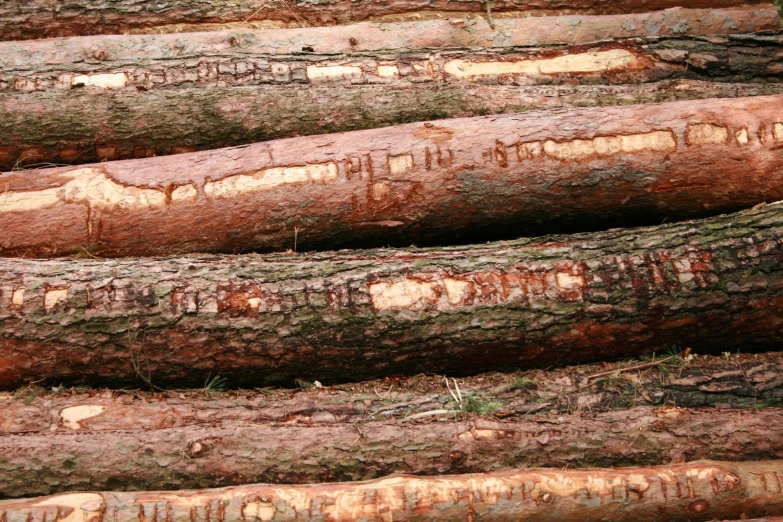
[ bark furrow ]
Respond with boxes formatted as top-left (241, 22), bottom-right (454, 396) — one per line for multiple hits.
top-left (1, 460), bottom-right (782, 522)
top-left (0, 0), bottom-right (772, 40)
top-left (3, 95), bottom-right (783, 256)
top-left (2, 202), bottom-right (783, 389)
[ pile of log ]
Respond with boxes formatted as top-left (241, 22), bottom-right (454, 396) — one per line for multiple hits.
top-left (2, 0), bottom-right (783, 520)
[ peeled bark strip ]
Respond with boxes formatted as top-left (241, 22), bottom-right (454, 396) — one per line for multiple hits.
top-left (0, 351), bottom-right (781, 497)
top-left (3, 95), bottom-right (783, 256)
top-left (2, 202), bottom-right (783, 389)
top-left (0, 0), bottom-right (771, 40)
top-left (1, 461), bottom-right (782, 522)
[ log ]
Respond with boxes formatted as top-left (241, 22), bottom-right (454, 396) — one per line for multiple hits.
top-left (1, 352), bottom-right (781, 497)
top-left (1, 460), bottom-right (782, 522)
top-left (2, 201), bottom-right (783, 389)
top-left (0, 0), bottom-right (771, 40)
top-left (5, 7), bottom-right (776, 67)
top-left (3, 95), bottom-right (783, 256)
top-left (6, 27), bottom-right (783, 168)
top-left (8, 81), bottom-right (783, 169)
top-left (3, 10), bottom-right (780, 168)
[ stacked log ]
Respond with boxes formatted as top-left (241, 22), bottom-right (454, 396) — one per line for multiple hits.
top-left (2, 202), bottom-right (783, 389)
top-left (0, 0), bottom-right (773, 40)
top-left (1, 460), bottom-right (782, 521)
top-left (1, 352), bottom-right (781, 498)
top-left (3, 8), bottom-right (782, 167)
top-left (3, 0), bottom-right (783, 519)
top-left (3, 95), bottom-right (783, 256)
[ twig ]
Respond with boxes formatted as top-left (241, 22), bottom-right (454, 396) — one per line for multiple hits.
top-left (445, 377), bottom-right (462, 407)
top-left (404, 409), bottom-right (452, 420)
top-left (127, 326), bottom-right (165, 392)
top-left (586, 355), bottom-right (678, 381)
top-left (374, 384), bottom-right (393, 400)
top-left (78, 245), bottom-right (99, 259)
top-left (484, 0), bottom-right (495, 29)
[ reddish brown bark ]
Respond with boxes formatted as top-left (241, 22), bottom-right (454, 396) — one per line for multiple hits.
top-left (0, 0), bottom-right (772, 40)
top-left (1, 201), bottom-right (783, 389)
top-left (1, 351), bottom-right (781, 498)
top-left (1, 460), bottom-right (782, 521)
top-left (3, 95), bottom-right (783, 256)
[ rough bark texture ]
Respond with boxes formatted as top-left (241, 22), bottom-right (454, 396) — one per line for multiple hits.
top-left (0, 0), bottom-right (772, 40)
top-left (2, 201), bottom-right (783, 389)
top-left (3, 95), bottom-right (783, 256)
top-left (1, 352), bottom-right (781, 498)
top-left (2, 460), bottom-right (783, 522)
top-left (7, 81), bottom-right (783, 169)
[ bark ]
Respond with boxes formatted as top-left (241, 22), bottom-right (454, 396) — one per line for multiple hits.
top-left (1, 460), bottom-right (783, 522)
top-left (0, 0), bottom-right (771, 40)
top-left (3, 95), bottom-right (783, 256)
top-left (1, 351), bottom-right (782, 497)
top-left (2, 202), bottom-right (783, 389)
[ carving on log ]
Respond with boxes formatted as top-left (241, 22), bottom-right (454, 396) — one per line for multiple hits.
top-left (9, 36), bottom-right (783, 94)
top-left (2, 95), bottom-right (783, 256)
top-left (0, 461), bottom-right (782, 521)
top-left (2, 202), bottom-right (783, 388)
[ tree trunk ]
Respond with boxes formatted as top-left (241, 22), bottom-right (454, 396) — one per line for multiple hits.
top-left (1, 460), bottom-right (782, 522)
top-left (1, 351), bottom-right (781, 498)
top-left (0, 0), bottom-right (771, 40)
top-left (2, 201), bottom-right (783, 389)
top-left (7, 81), bottom-right (783, 170)
top-left (2, 94), bottom-right (783, 256)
